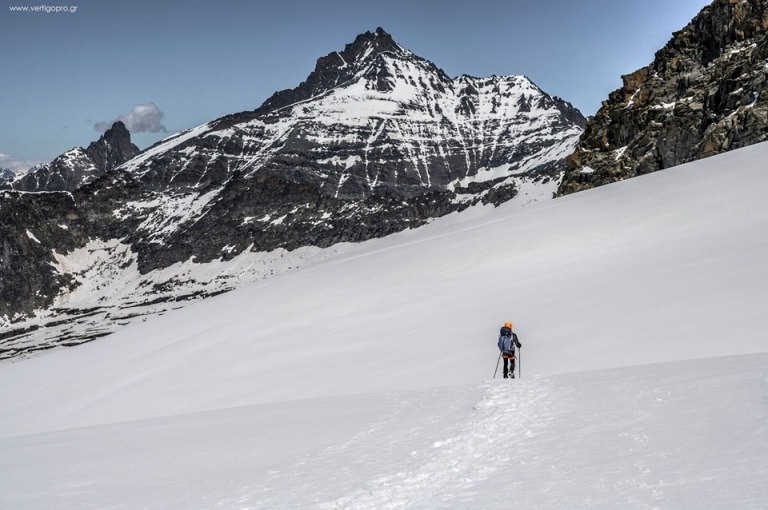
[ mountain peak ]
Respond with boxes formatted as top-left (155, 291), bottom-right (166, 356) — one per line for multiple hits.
top-left (105, 120), bottom-right (129, 137)
top-left (0, 167), bottom-right (15, 181)
top-left (257, 28), bottom-right (410, 114)
top-left (344, 27), bottom-right (403, 60)
top-left (86, 121), bottom-right (140, 173)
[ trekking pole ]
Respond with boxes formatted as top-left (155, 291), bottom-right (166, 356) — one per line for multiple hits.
top-left (493, 352), bottom-right (501, 379)
top-left (518, 348), bottom-right (521, 379)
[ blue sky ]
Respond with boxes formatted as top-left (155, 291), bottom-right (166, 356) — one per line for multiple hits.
top-left (0, 0), bottom-right (711, 169)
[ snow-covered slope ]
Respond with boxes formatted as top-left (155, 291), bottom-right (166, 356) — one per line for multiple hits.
top-left (3, 355), bottom-right (767, 510)
top-left (1, 142), bottom-right (768, 508)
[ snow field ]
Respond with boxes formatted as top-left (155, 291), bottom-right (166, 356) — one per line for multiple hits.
top-left (2, 141), bottom-right (768, 508)
top-left (1, 354), bottom-right (766, 509)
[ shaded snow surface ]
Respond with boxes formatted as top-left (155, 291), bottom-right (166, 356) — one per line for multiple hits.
top-left (2, 142), bottom-right (768, 508)
top-left (2, 356), bottom-right (767, 509)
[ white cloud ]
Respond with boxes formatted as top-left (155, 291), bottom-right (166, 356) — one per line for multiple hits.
top-left (0, 152), bottom-right (44, 175)
top-left (95, 103), bottom-right (167, 134)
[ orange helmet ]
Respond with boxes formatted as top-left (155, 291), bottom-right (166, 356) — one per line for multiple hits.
top-left (504, 321), bottom-right (513, 329)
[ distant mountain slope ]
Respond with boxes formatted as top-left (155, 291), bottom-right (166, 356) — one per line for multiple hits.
top-left (0, 28), bottom-right (584, 356)
top-left (559, 0), bottom-right (768, 195)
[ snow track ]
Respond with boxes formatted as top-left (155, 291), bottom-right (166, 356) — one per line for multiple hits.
top-left (320, 380), bottom-right (553, 510)
top-left (298, 355), bottom-right (768, 510)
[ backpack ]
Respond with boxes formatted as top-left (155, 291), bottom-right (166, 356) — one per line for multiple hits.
top-left (498, 333), bottom-right (513, 353)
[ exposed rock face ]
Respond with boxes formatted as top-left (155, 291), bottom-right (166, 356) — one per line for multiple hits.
top-left (558, 0), bottom-right (768, 195)
top-left (1, 121), bottom-right (139, 192)
top-left (0, 172), bottom-right (146, 321)
top-left (0, 28), bottom-right (585, 358)
top-left (85, 121), bottom-right (140, 176)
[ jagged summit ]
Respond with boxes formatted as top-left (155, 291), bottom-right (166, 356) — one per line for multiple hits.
top-left (85, 121), bottom-right (140, 174)
top-left (92, 121), bottom-right (133, 151)
top-left (344, 27), bottom-right (407, 60)
top-left (258, 27), bottom-right (417, 114)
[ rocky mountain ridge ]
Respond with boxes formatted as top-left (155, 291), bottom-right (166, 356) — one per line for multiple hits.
top-left (559, 0), bottom-right (768, 195)
top-left (125, 28), bottom-right (585, 197)
top-left (1, 121), bottom-right (139, 192)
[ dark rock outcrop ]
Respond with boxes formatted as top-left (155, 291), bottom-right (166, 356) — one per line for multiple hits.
top-left (558, 0), bottom-right (768, 195)
top-left (85, 121), bottom-right (140, 175)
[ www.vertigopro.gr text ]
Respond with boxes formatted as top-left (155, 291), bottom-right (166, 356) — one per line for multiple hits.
top-left (8, 5), bottom-right (78, 13)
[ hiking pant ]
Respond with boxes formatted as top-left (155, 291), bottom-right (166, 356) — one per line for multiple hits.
top-left (502, 353), bottom-right (516, 378)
